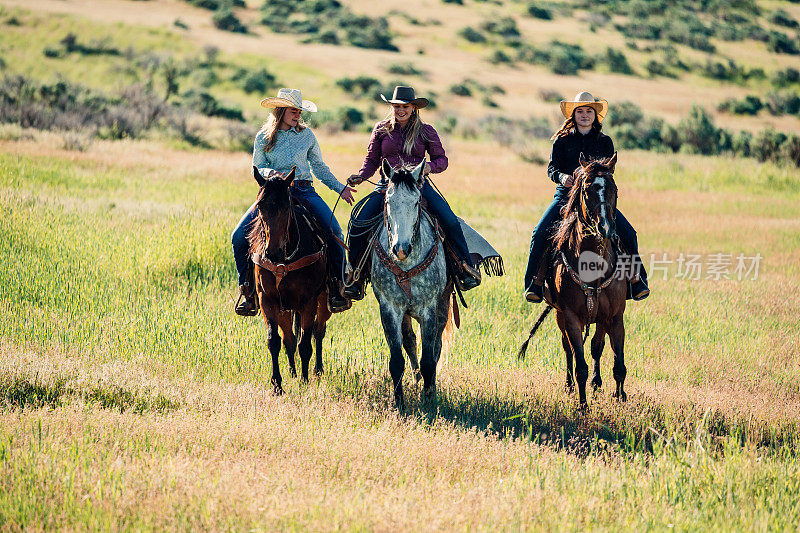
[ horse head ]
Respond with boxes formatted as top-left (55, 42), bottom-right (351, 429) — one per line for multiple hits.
top-left (382, 159), bottom-right (425, 261)
top-left (576, 152), bottom-right (618, 242)
top-left (252, 166), bottom-right (295, 257)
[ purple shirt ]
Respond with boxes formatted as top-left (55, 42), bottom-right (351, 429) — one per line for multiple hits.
top-left (357, 120), bottom-right (448, 179)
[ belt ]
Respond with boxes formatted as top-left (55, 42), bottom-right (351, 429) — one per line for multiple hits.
top-left (291, 180), bottom-right (313, 188)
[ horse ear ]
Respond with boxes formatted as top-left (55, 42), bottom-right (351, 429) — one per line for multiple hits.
top-left (382, 159), bottom-right (394, 180)
top-left (412, 160), bottom-right (426, 183)
top-left (607, 151), bottom-right (618, 170)
top-left (253, 166), bottom-right (266, 187)
top-left (578, 152), bottom-right (588, 167)
top-left (283, 166), bottom-right (296, 186)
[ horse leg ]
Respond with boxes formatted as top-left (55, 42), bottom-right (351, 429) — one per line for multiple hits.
top-left (401, 314), bottom-right (421, 384)
top-left (265, 317), bottom-right (283, 395)
top-left (379, 303), bottom-right (406, 411)
top-left (590, 323), bottom-right (606, 391)
top-left (563, 312), bottom-right (589, 406)
top-left (313, 292), bottom-right (332, 376)
top-left (556, 311), bottom-right (574, 394)
top-left (419, 306), bottom-right (441, 402)
top-left (609, 314), bottom-right (627, 401)
top-left (297, 304), bottom-right (316, 383)
top-left (283, 312), bottom-right (297, 379)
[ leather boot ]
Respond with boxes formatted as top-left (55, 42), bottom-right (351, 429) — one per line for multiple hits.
top-left (631, 277), bottom-right (650, 301)
top-left (343, 271), bottom-right (367, 301)
top-left (455, 261), bottom-right (481, 291)
top-left (524, 279), bottom-right (544, 303)
top-left (235, 283), bottom-right (258, 316)
top-left (327, 279), bottom-right (352, 313)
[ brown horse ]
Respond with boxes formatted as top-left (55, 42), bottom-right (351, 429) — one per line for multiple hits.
top-left (519, 152), bottom-right (628, 406)
top-left (249, 166), bottom-right (332, 394)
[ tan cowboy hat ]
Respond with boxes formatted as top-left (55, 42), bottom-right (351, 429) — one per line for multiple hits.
top-left (560, 91), bottom-right (608, 123)
top-left (380, 86), bottom-right (429, 109)
top-left (260, 88), bottom-right (317, 113)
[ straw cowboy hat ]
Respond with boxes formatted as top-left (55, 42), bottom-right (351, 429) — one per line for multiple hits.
top-left (380, 85), bottom-right (429, 108)
top-left (560, 91), bottom-right (608, 123)
top-left (260, 88), bottom-right (317, 113)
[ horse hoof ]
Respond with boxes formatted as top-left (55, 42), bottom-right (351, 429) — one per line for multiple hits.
top-left (421, 386), bottom-right (436, 401)
top-left (272, 385), bottom-right (284, 396)
top-left (414, 371), bottom-right (422, 384)
top-left (289, 369), bottom-right (297, 379)
top-left (591, 379), bottom-right (602, 391)
top-left (314, 367), bottom-right (324, 377)
top-left (614, 390), bottom-right (628, 402)
top-left (565, 382), bottom-right (575, 394)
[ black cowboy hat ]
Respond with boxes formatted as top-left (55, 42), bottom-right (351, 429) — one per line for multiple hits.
top-left (380, 86), bottom-right (429, 109)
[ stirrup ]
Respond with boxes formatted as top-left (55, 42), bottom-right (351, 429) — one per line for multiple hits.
top-left (455, 262), bottom-right (481, 291)
top-left (235, 284), bottom-right (258, 316)
top-left (524, 282), bottom-right (543, 303)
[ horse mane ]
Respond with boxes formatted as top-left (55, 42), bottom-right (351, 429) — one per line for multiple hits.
top-left (247, 176), bottom-right (291, 257)
top-left (553, 156), bottom-right (617, 252)
top-left (389, 166), bottom-right (420, 190)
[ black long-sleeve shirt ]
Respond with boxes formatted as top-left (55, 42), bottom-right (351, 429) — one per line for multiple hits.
top-left (547, 128), bottom-right (615, 186)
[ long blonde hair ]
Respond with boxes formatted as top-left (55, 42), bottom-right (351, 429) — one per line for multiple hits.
top-left (258, 107), bottom-right (307, 153)
top-left (378, 107), bottom-right (429, 154)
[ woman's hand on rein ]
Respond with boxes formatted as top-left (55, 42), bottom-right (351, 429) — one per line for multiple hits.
top-left (560, 172), bottom-right (575, 188)
top-left (341, 185), bottom-right (357, 205)
top-left (347, 174), bottom-right (364, 187)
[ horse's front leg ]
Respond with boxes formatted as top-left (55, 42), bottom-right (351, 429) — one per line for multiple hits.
top-left (313, 292), bottom-right (332, 376)
top-left (401, 314), bottom-right (421, 384)
top-left (590, 323), bottom-right (606, 391)
top-left (379, 303), bottom-right (406, 411)
top-left (264, 316), bottom-right (284, 395)
top-left (556, 311), bottom-right (574, 394)
top-left (280, 312), bottom-right (297, 379)
top-left (297, 303), bottom-right (316, 382)
top-left (563, 311), bottom-right (589, 406)
top-left (419, 305), bottom-right (443, 402)
top-left (609, 314), bottom-right (627, 401)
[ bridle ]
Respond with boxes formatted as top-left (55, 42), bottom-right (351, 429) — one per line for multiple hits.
top-left (253, 187), bottom-right (325, 309)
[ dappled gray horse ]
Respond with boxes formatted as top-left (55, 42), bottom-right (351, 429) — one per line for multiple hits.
top-left (372, 160), bottom-right (455, 410)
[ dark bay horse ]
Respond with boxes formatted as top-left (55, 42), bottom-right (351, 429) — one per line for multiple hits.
top-left (519, 152), bottom-right (629, 406)
top-left (249, 166), bottom-right (332, 394)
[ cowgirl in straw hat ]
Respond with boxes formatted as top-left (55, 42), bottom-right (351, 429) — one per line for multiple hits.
top-left (523, 91), bottom-right (649, 303)
top-left (231, 88), bottom-right (357, 315)
top-left (343, 85), bottom-right (482, 300)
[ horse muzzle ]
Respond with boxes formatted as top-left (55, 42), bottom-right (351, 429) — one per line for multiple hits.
top-left (392, 243), bottom-right (412, 261)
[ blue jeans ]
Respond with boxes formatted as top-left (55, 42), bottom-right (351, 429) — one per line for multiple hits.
top-left (347, 180), bottom-right (474, 269)
top-left (231, 184), bottom-right (345, 286)
top-left (523, 190), bottom-right (646, 289)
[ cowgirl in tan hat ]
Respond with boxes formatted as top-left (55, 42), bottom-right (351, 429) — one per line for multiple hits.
top-left (231, 88), bottom-right (357, 315)
top-left (523, 91), bottom-right (649, 303)
top-left (343, 85), bottom-right (482, 299)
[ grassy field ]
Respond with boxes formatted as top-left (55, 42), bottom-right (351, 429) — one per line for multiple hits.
top-left (1, 130), bottom-right (799, 529)
top-left (2, 0), bottom-right (800, 529)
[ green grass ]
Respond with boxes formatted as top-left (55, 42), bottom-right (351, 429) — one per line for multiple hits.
top-left (0, 137), bottom-right (799, 528)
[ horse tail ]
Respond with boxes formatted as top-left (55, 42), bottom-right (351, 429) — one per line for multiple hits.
top-left (517, 306), bottom-right (553, 360)
top-left (440, 291), bottom-right (459, 360)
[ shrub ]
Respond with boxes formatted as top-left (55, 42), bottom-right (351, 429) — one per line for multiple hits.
top-left (751, 128), bottom-right (787, 162)
top-left (336, 106), bottom-right (365, 131)
top-left (604, 47), bottom-right (633, 74)
top-left (771, 67), bottom-right (800, 87)
top-left (732, 130), bottom-right (752, 157)
top-left (645, 59), bottom-right (671, 77)
top-left (458, 26), bottom-right (486, 43)
top-left (765, 91), bottom-right (800, 115)
top-left (526, 3), bottom-right (552, 19)
top-left (213, 8), bottom-right (247, 33)
top-left (480, 17), bottom-right (520, 38)
top-left (335, 76), bottom-right (381, 96)
top-left (781, 134), bottom-right (800, 166)
top-left (449, 83), bottom-right (471, 97)
top-left (718, 95), bottom-right (763, 115)
top-left (387, 62), bottom-right (424, 76)
top-left (770, 9), bottom-right (799, 29)
top-left (606, 101), bottom-right (643, 127)
top-left (184, 90), bottom-right (244, 121)
top-left (767, 31), bottom-right (799, 54)
top-left (677, 105), bottom-right (720, 155)
top-left (487, 49), bottom-right (513, 64)
top-left (538, 89), bottom-right (562, 103)
top-left (239, 68), bottom-right (276, 94)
